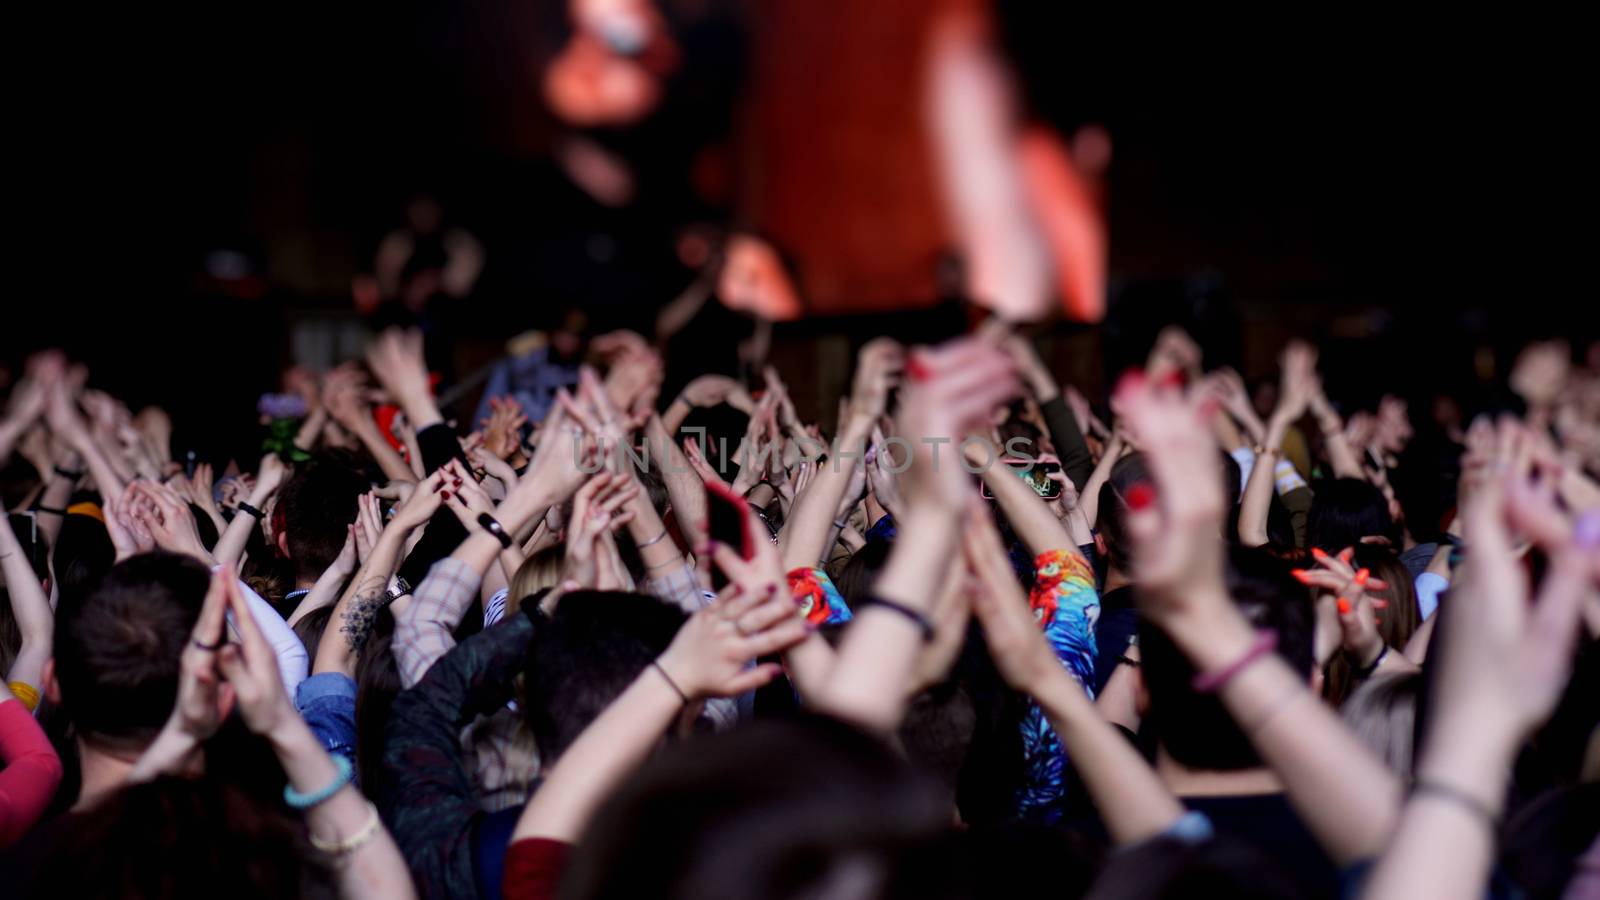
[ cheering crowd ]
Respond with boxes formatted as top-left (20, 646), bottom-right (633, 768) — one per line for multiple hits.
top-left (1, 318), bottom-right (1597, 899)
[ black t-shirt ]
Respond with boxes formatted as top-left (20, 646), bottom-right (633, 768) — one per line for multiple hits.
top-left (1093, 585), bottom-right (1139, 696)
top-left (1183, 792), bottom-right (1340, 900)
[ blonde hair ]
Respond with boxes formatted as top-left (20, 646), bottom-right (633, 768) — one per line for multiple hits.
top-left (507, 547), bottom-right (564, 618)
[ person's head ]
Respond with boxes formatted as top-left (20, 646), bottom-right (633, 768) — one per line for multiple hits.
top-left (1095, 453), bottom-right (1152, 574)
top-left (46, 552), bottom-right (211, 753)
top-left (276, 460), bottom-right (367, 585)
top-left (1339, 671), bottom-right (1421, 780)
top-left (833, 539), bottom-right (892, 608)
top-left (522, 591), bottom-right (689, 761)
top-left (32, 774), bottom-right (331, 899)
top-left (562, 714), bottom-right (960, 900)
top-left (1137, 546), bottom-right (1315, 771)
top-left (507, 546), bottom-right (564, 618)
top-left (1083, 834), bottom-right (1303, 900)
top-left (679, 404), bottom-right (751, 482)
top-left (1306, 477), bottom-right (1397, 552)
top-left (51, 508), bottom-right (116, 606)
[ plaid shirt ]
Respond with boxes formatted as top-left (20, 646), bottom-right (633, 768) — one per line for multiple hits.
top-left (395, 557), bottom-right (540, 813)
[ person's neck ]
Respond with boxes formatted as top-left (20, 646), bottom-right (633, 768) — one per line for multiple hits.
top-left (74, 738), bottom-right (141, 811)
top-left (1104, 565), bottom-right (1135, 594)
top-left (1155, 745), bottom-right (1284, 798)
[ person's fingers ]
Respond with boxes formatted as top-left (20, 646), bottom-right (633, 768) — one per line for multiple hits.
top-left (1527, 540), bottom-right (1592, 657)
top-left (738, 590), bottom-right (799, 635)
top-left (738, 618), bottom-right (810, 658)
top-left (720, 662), bottom-right (785, 696)
top-left (192, 568), bottom-right (232, 646)
top-left (221, 570), bottom-right (268, 660)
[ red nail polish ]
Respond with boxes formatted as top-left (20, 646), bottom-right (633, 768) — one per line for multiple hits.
top-left (1354, 568), bottom-right (1370, 586)
top-left (1291, 569), bottom-right (1312, 584)
top-left (1125, 483), bottom-right (1155, 511)
top-left (1311, 547), bottom-right (1328, 561)
top-left (905, 356), bottom-right (933, 383)
top-left (1336, 597), bottom-right (1351, 615)
top-left (1159, 369), bottom-right (1185, 389)
top-left (441, 491), bottom-right (452, 501)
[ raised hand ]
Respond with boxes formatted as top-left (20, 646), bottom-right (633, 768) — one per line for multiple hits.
top-left (170, 569), bottom-right (235, 742)
top-left (480, 395), bottom-right (529, 461)
top-left (365, 327), bottom-right (441, 429)
top-left (847, 338), bottom-right (905, 427)
top-left (1295, 547), bottom-right (1394, 670)
top-left (1113, 371), bottom-right (1227, 612)
top-left (215, 570), bottom-right (296, 737)
top-left (893, 337), bottom-right (1020, 512)
top-left (130, 480), bottom-right (215, 564)
top-left (655, 546), bottom-right (810, 699)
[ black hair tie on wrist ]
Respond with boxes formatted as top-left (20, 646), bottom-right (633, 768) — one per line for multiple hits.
top-left (237, 502), bottom-right (266, 520)
top-left (54, 465), bottom-right (85, 481)
top-left (861, 595), bottom-right (935, 643)
top-left (34, 506), bottom-right (70, 517)
top-left (478, 512), bottom-right (513, 549)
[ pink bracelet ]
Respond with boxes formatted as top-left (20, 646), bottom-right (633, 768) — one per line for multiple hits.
top-left (1191, 630), bottom-right (1278, 693)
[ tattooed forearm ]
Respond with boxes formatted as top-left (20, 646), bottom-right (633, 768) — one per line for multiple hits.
top-left (339, 587), bottom-right (386, 652)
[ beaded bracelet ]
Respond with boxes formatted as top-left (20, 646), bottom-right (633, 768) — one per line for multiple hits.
top-left (284, 754), bottom-right (353, 810)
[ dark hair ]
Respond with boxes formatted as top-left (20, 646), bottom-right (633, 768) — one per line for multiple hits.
top-left (1139, 546), bottom-right (1316, 771)
top-left (276, 460), bottom-right (367, 584)
top-left (678, 404), bottom-right (750, 482)
top-left (51, 552), bottom-right (210, 751)
top-left (1306, 478), bottom-right (1397, 552)
top-left (29, 774), bottom-right (332, 899)
top-left (51, 510), bottom-right (116, 608)
top-left (292, 605), bottom-right (334, 658)
top-left (1323, 545), bottom-right (1422, 706)
top-left (833, 538), bottom-right (891, 608)
top-left (561, 714), bottom-right (961, 900)
top-left (522, 591), bottom-right (687, 760)
top-left (1083, 834), bottom-right (1303, 900)
top-left (1097, 453), bottom-right (1151, 568)
top-left (353, 608), bottom-right (401, 793)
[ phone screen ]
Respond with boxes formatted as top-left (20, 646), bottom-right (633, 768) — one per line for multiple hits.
top-left (704, 481), bottom-right (754, 591)
top-left (982, 458), bottom-right (1062, 500)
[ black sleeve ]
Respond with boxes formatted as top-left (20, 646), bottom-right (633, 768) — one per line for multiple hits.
top-left (1040, 395), bottom-right (1094, 493)
top-left (380, 610), bottom-right (537, 900)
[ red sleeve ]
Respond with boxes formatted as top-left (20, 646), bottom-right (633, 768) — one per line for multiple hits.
top-left (0, 698), bottom-right (64, 847)
top-left (502, 837), bottom-right (573, 900)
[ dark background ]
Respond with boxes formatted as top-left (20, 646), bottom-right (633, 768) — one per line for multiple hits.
top-left (9, 3), bottom-right (1594, 432)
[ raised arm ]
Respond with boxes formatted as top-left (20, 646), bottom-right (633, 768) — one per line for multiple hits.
top-left (0, 509), bottom-right (53, 696)
top-left (1118, 373), bottom-right (1401, 865)
top-left (1238, 343), bottom-right (1316, 547)
top-left (814, 337), bottom-right (1020, 732)
top-left (221, 572), bottom-right (416, 900)
top-left (1362, 466), bottom-right (1594, 899)
top-left (509, 541), bottom-right (806, 846)
top-left (780, 339), bottom-right (901, 571)
top-left (324, 365), bottom-right (416, 485)
top-left (1003, 334), bottom-right (1094, 490)
top-left (965, 437), bottom-right (1077, 559)
top-left (964, 503), bottom-right (1187, 845)
top-left (213, 454), bottom-right (287, 567)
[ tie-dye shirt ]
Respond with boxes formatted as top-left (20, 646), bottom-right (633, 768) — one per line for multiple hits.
top-left (1018, 549), bottom-right (1101, 820)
